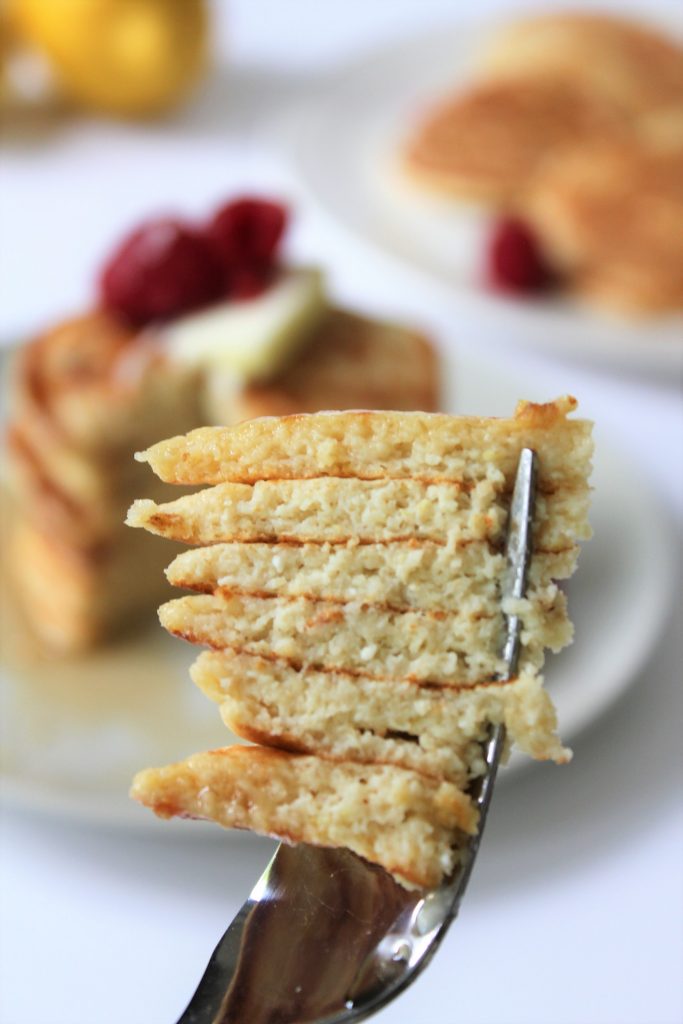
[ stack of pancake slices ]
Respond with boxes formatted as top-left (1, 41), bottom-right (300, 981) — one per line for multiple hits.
top-left (4, 303), bottom-right (438, 654)
top-left (5, 312), bottom-right (204, 652)
top-left (128, 397), bottom-right (592, 889)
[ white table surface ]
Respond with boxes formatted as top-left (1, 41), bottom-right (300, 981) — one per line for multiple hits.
top-left (1, 3), bottom-right (682, 1023)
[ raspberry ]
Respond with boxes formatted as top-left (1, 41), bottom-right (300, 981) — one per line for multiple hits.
top-left (229, 266), bottom-right (277, 300)
top-left (208, 197), bottom-right (288, 292)
top-left (486, 218), bottom-right (554, 294)
top-left (99, 218), bottom-right (224, 325)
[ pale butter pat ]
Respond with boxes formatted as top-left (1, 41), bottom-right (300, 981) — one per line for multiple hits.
top-left (165, 268), bottom-right (326, 382)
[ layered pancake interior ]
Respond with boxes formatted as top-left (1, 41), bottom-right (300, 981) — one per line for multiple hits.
top-left (129, 400), bottom-right (592, 887)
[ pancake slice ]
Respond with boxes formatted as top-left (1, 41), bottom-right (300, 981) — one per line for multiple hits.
top-left (167, 540), bottom-right (508, 604)
top-left (166, 539), bottom-right (579, 609)
top-left (128, 477), bottom-right (504, 545)
top-left (130, 746), bottom-right (478, 889)
top-left (191, 651), bottom-right (571, 784)
top-left (127, 476), bottom-right (589, 550)
top-left (158, 590), bottom-right (570, 685)
top-left (160, 591), bottom-right (507, 684)
top-left (134, 398), bottom-right (592, 487)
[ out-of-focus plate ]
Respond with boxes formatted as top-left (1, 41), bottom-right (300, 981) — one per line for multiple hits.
top-left (280, 20), bottom-right (683, 377)
top-left (0, 350), bottom-right (676, 829)
top-left (0, 541), bottom-right (228, 833)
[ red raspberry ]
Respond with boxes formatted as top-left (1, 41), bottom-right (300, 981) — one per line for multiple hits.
top-left (207, 197), bottom-right (288, 292)
top-left (99, 218), bottom-right (224, 325)
top-left (486, 218), bottom-right (555, 294)
top-left (229, 266), bottom-right (277, 300)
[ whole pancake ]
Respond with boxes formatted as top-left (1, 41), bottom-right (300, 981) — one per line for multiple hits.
top-left (482, 13), bottom-right (683, 117)
top-left (403, 77), bottom-right (628, 205)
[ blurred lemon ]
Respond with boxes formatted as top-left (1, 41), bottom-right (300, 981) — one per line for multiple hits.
top-left (1, 0), bottom-right (19, 102)
top-left (12, 0), bottom-right (209, 116)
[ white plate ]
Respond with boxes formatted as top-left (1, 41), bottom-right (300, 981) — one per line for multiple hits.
top-left (279, 21), bottom-right (683, 377)
top-left (0, 351), bottom-right (676, 828)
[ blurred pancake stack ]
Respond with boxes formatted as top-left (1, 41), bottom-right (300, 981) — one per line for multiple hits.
top-left (4, 312), bottom-right (204, 652)
top-left (403, 12), bottom-right (683, 315)
top-left (3, 198), bottom-right (439, 653)
top-left (128, 400), bottom-right (593, 887)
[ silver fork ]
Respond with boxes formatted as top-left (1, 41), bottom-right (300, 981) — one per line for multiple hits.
top-left (177, 448), bottom-right (537, 1024)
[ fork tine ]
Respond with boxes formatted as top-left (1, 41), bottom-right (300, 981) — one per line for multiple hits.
top-left (501, 447), bottom-right (538, 677)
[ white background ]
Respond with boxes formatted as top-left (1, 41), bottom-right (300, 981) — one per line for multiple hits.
top-left (1, 2), bottom-right (682, 1023)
